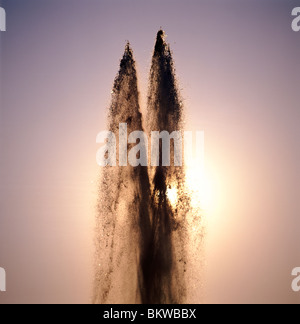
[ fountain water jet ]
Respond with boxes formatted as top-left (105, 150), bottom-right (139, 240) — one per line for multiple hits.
top-left (94, 31), bottom-right (202, 305)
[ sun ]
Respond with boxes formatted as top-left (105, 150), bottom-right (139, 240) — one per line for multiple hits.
top-left (166, 185), bottom-right (178, 207)
top-left (165, 164), bottom-right (214, 213)
top-left (185, 162), bottom-right (214, 212)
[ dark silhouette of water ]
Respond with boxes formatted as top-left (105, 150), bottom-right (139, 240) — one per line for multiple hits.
top-left (94, 32), bottom-right (192, 304)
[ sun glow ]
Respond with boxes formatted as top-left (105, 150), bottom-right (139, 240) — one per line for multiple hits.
top-left (166, 185), bottom-right (178, 207)
top-left (165, 164), bottom-right (214, 213)
top-left (185, 163), bottom-right (214, 212)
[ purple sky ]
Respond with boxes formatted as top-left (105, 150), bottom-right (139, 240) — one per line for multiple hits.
top-left (0, 0), bottom-right (299, 303)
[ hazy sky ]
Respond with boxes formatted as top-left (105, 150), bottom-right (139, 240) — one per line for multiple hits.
top-left (0, 0), bottom-right (299, 303)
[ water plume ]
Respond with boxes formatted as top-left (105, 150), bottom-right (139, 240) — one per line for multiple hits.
top-left (93, 43), bottom-right (150, 304)
top-left (140, 30), bottom-right (189, 304)
top-left (94, 32), bottom-right (202, 305)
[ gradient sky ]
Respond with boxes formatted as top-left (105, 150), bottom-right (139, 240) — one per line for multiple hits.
top-left (0, 0), bottom-right (299, 304)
